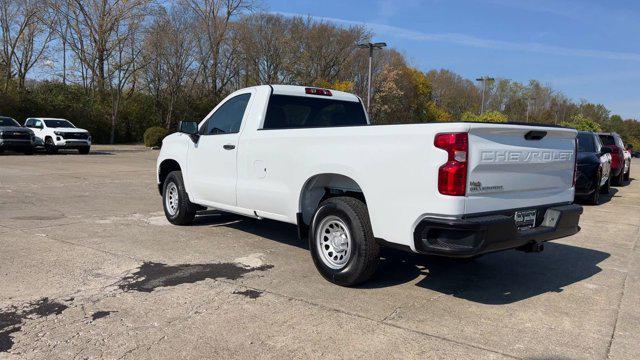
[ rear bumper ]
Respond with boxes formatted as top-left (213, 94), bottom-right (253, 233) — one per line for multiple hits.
top-left (413, 204), bottom-right (582, 257)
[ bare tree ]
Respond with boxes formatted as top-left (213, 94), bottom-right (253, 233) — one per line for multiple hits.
top-left (184, 0), bottom-right (255, 101)
top-left (13, 4), bottom-right (53, 88)
top-left (236, 13), bottom-right (290, 85)
top-left (0, 0), bottom-right (39, 90)
top-left (48, 0), bottom-right (151, 93)
top-left (105, 6), bottom-right (149, 143)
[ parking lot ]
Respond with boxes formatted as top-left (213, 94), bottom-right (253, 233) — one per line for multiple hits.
top-left (0, 147), bottom-right (639, 359)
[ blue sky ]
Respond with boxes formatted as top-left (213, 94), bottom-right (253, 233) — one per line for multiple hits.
top-left (267, 0), bottom-right (640, 119)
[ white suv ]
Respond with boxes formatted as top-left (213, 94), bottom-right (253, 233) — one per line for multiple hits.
top-left (25, 118), bottom-right (91, 154)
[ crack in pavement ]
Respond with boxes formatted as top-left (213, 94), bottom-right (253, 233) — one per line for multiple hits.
top-left (605, 226), bottom-right (640, 359)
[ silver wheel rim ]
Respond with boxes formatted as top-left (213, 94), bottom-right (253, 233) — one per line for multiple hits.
top-left (165, 182), bottom-right (179, 216)
top-left (316, 216), bottom-right (352, 269)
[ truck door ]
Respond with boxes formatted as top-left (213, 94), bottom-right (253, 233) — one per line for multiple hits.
top-left (188, 92), bottom-right (252, 206)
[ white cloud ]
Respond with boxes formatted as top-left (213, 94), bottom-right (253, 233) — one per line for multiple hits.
top-left (273, 12), bottom-right (640, 62)
top-left (484, 0), bottom-right (639, 25)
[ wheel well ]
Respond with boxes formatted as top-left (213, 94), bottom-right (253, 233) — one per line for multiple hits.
top-left (158, 159), bottom-right (181, 194)
top-left (299, 174), bottom-right (366, 227)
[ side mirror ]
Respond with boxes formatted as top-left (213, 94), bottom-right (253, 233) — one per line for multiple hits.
top-left (600, 147), bottom-right (612, 155)
top-left (179, 121), bottom-right (198, 134)
top-left (179, 121), bottom-right (199, 142)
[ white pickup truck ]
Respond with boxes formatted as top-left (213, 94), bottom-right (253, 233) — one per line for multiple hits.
top-left (157, 85), bottom-right (582, 286)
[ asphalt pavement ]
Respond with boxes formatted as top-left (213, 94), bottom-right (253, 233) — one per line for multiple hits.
top-left (1, 147), bottom-right (639, 359)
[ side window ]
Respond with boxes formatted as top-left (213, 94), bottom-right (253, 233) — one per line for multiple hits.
top-left (202, 94), bottom-right (251, 135)
top-left (34, 119), bottom-right (42, 128)
top-left (594, 135), bottom-right (602, 152)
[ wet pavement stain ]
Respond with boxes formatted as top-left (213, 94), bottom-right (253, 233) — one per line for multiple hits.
top-left (0, 298), bottom-right (68, 352)
top-left (232, 289), bottom-right (264, 299)
top-left (118, 261), bottom-right (274, 293)
top-left (91, 311), bottom-right (113, 322)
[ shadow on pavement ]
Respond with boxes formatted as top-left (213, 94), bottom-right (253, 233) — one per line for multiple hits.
top-left (576, 187), bottom-right (618, 206)
top-left (192, 211), bottom-right (609, 305)
top-left (369, 244), bottom-right (609, 304)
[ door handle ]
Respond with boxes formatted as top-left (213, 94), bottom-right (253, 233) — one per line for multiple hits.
top-left (223, 144), bottom-right (236, 150)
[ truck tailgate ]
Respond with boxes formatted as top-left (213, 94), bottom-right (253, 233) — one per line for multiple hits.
top-left (465, 125), bottom-right (576, 214)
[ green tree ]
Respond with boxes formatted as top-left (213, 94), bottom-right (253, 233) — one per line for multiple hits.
top-left (560, 114), bottom-right (602, 132)
top-left (461, 110), bottom-right (508, 123)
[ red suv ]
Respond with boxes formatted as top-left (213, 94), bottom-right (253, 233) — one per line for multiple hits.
top-left (598, 132), bottom-right (627, 185)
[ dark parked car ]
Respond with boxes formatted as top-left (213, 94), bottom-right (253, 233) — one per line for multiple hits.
top-left (633, 151), bottom-right (640, 158)
top-left (576, 131), bottom-right (612, 205)
top-left (598, 132), bottom-right (628, 185)
top-left (0, 116), bottom-right (35, 155)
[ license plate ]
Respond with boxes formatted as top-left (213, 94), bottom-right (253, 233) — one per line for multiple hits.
top-left (514, 209), bottom-right (537, 230)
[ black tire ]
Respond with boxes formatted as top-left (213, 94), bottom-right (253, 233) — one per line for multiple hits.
top-left (624, 165), bottom-right (630, 182)
top-left (615, 170), bottom-right (625, 186)
top-left (309, 196), bottom-right (380, 286)
top-left (45, 137), bottom-right (58, 154)
top-left (23, 149), bottom-right (34, 155)
top-left (78, 146), bottom-right (90, 154)
top-left (588, 172), bottom-right (601, 205)
top-left (600, 174), bottom-right (611, 194)
top-left (162, 171), bottom-right (196, 225)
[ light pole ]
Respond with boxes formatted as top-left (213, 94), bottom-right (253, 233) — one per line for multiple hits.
top-left (357, 42), bottom-right (387, 110)
top-left (475, 76), bottom-right (495, 115)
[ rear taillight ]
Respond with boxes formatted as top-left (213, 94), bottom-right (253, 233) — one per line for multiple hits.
top-left (611, 148), bottom-right (622, 168)
top-left (435, 133), bottom-right (468, 196)
top-left (573, 138), bottom-right (577, 187)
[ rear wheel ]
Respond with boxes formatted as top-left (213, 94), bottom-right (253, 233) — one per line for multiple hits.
top-left (309, 196), bottom-right (379, 286)
top-left (624, 165), bottom-right (631, 182)
top-left (588, 171), bottom-right (601, 205)
top-left (615, 170), bottom-right (625, 186)
top-left (162, 171), bottom-right (196, 225)
top-left (600, 174), bottom-right (611, 194)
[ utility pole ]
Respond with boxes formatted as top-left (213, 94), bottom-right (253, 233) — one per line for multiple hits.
top-left (357, 42), bottom-right (387, 111)
top-left (475, 76), bottom-right (495, 115)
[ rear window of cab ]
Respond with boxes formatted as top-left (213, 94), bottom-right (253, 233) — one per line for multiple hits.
top-left (263, 95), bottom-right (367, 130)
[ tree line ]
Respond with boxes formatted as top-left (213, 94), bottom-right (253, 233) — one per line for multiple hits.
top-left (0, 0), bottom-right (638, 148)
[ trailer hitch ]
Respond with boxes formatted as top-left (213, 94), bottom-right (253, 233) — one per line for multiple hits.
top-left (517, 242), bottom-right (545, 253)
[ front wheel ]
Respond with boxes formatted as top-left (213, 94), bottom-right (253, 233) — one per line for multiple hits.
top-left (162, 171), bottom-right (196, 225)
top-left (78, 146), bottom-right (90, 154)
top-left (45, 137), bottom-right (58, 154)
top-left (309, 197), bottom-right (379, 286)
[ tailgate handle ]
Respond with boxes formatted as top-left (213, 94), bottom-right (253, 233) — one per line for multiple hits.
top-left (525, 131), bottom-right (547, 141)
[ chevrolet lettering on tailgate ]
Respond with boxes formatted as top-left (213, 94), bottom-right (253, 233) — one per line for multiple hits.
top-left (480, 150), bottom-right (574, 164)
